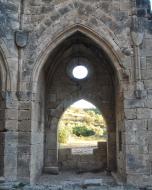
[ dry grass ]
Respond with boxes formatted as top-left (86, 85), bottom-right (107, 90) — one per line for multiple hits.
top-left (59, 136), bottom-right (106, 148)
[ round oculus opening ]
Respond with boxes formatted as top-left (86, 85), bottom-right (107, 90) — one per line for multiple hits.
top-left (72, 65), bottom-right (88, 79)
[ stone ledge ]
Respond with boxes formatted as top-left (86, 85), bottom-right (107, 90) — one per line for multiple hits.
top-left (43, 167), bottom-right (59, 175)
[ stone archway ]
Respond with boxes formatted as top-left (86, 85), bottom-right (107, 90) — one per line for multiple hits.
top-left (57, 99), bottom-right (108, 172)
top-left (43, 31), bottom-right (116, 173)
top-left (30, 26), bottom-right (126, 183)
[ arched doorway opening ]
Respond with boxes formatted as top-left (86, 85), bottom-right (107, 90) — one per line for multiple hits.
top-left (31, 29), bottom-right (124, 182)
top-left (43, 31), bottom-right (117, 173)
top-left (58, 99), bottom-right (107, 173)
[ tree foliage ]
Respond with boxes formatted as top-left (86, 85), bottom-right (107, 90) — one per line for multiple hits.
top-left (58, 107), bottom-right (107, 143)
top-left (73, 126), bottom-right (95, 137)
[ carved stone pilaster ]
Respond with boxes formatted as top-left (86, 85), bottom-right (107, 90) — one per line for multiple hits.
top-left (131, 15), bottom-right (145, 99)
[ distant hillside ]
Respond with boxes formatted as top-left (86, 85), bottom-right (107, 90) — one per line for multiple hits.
top-left (58, 107), bottom-right (107, 143)
top-left (60, 107), bottom-right (106, 128)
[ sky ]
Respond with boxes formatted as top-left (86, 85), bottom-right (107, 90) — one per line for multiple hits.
top-left (151, 0), bottom-right (152, 10)
top-left (73, 66), bottom-right (88, 79)
top-left (71, 99), bottom-right (96, 109)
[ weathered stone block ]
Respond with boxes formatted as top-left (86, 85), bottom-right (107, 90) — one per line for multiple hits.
top-left (4, 131), bottom-right (18, 145)
top-left (125, 120), bottom-right (147, 132)
top-left (18, 110), bottom-right (31, 121)
top-left (124, 99), bottom-right (145, 109)
top-left (18, 120), bottom-right (31, 132)
top-left (17, 154), bottom-right (30, 177)
top-left (124, 109), bottom-right (137, 120)
top-left (18, 102), bottom-right (31, 110)
top-left (18, 132), bottom-right (31, 145)
top-left (137, 108), bottom-right (152, 119)
top-left (5, 120), bottom-right (18, 131)
top-left (4, 153), bottom-right (17, 180)
top-left (5, 109), bottom-right (18, 120)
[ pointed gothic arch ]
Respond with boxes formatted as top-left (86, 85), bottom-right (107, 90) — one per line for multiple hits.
top-left (31, 24), bottom-right (126, 92)
top-left (30, 25), bottom-right (126, 183)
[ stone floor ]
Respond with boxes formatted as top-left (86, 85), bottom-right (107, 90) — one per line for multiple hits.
top-left (38, 171), bottom-right (116, 186)
top-left (0, 171), bottom-right (146, 190)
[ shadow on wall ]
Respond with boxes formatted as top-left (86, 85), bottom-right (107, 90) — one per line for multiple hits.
top-left (136, 0), bottom-right (152, 17)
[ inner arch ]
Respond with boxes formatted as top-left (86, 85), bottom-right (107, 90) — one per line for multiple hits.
top-left (58, 100), bottom-right (107, 172)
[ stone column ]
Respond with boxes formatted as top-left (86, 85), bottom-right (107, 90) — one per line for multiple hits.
top-left (107, 121), bottom-right (117, 172)
top-left (4, 91), bottom-right (18, 181)
top-left (44, 115), bottom-right (59, 175)
top-left (17, 92), bottom-right (31, 183)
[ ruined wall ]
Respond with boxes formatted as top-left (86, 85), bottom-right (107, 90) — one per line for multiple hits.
top-left (0, 0), bottom-right (19, 181)
top-left (58, 142), bottom-right (107, 172)
top-left (0, 0), bottom-right (152, 187)
top-left (124, 1), bottom-right (152, 186)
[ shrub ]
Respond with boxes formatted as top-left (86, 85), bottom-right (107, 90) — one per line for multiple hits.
top-left (73, 126), bottom-right (95, 137)
top-left (58, 127), bottom-right (70, 143)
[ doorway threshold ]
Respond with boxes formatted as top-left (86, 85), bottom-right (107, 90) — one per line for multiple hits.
top-left (37, 171), bottom-right (116, 186)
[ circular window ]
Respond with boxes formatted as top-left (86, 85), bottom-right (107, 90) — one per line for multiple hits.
top-left (67, 57), bottom-right (92, 80)
top-left (72, 65), bottom-right (88, 79)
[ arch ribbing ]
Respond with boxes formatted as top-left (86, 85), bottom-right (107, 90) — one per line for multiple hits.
top-left (31, 24), bottom-right (125, 93)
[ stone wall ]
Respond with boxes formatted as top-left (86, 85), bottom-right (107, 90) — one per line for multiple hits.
top-left (58, 142), bottom-right (107, 172)
top-left (0, 0), bottom-right (152, 187)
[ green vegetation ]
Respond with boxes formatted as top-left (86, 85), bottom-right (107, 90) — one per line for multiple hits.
top-left (73, 126), bottom-right (95, 137)
top-left (58, 107), bottom-right (107, 144)
top-left (58, 127), bottom-right (70, 143)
